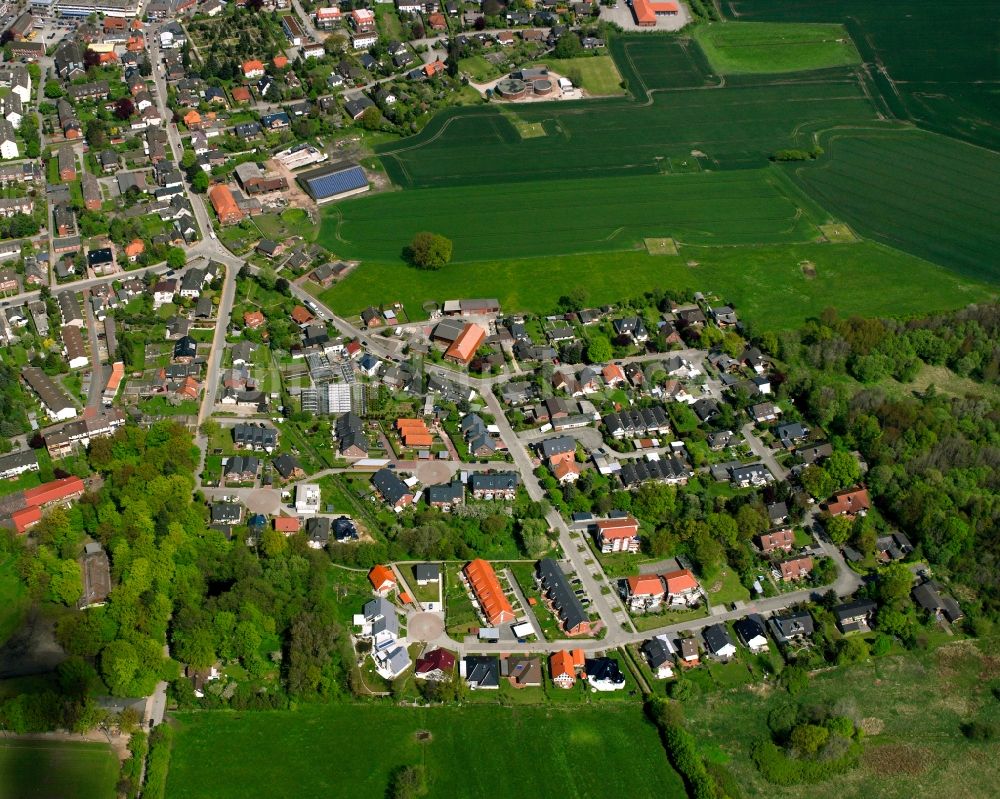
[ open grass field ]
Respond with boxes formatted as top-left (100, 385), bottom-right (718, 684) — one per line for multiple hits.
top-left (684, 639), bottom-right (1000, 799)
top-left (373, 38), bottom-right (877, 188)
top-left (321, 240), bottom-right (993, 332)
top-left (542, 55), bottom-right (625, 95)
top-left (786, 128), bottom-right (1000, 283)
top-left (166, 703), bottom-right (685, 799)
top-left (0, 740), bottom-right (118, 799)
top-left (458, 55), bottom-right (503, 83)
top-left (723, 0), bottom-right (1000, 150)
top-left (320, 168), bottom-right (826, 262)
top-left (692, 22), bottom-right (860, 74)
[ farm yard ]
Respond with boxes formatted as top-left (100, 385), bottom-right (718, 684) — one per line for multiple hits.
top-left (684, 640), bottom-right (1000, 799)
top-left (165, 704), bottom-right (685, 799)
top-left (0, 740), bottom-right (118, 799)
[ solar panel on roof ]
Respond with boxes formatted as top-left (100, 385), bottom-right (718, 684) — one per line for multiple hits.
top-left (306, 166), bottom-right (368, 199)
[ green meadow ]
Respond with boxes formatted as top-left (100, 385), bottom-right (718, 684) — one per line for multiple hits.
top-left (321, 241), bottom-right (992, 332)
top-left (165, 704), bottom-right (685, 799)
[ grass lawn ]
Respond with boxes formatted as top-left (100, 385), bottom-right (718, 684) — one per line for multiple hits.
top-left (0, 739), bottom-right (118, 799)
top-left (375, 4), bottom-right (404, 42)
top-left (692, 22), bottom-right (861, 74)
top-left (705, 565), bottom-right (751, 607)
top-left (404, 564), bottom-right (440, 604)
top-left (444, 563), bottom-right (479, 638)
top-left (684, 638), bottom-right (1000, 799)
top-left (543, 55), bottom-right (625, 95)
top-left (166, 703), bottom-right (684, 799)
top-left (458, 55), bottom-right (503, 83)
top-left (0, 554), bottom-right (29, 646)
top-left (138, 398), bottom-right (200, 416)
top-left (0, 467), bottom-right (42, 499)
top-left (320, 240), bottom-right (993, 333)
top-left (253, 208), bottom-right (316, 242)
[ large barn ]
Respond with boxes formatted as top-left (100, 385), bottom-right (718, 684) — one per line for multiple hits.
top-left (297, 162), bottom-right (370, 204)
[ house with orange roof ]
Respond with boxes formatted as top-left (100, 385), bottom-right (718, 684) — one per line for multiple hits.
top-left (825, 486), bottom-right (870, 518)
top-left (124, 238), bottom-right (145, 262)
top-left (758, 528), bottom-right (794, 554)
top-left (552, 458), bottom-right (581, 484)
top-left (242, 59), bottom-right (265, 79)
top-left (183, 109), bottom-right (203, 129)
top-left (273, 55), bottom-right (288, 68)
top-left (622, 574), bottom-right (666, 612)
top-left (104, 361), bottom-right (125, 401)
top-left (368, 564), bottom-right (396, 596)
top-left (274, 516), bottom-right (300, 534)
top-left (176, 376), bottom-right (201, 400)
top-left (549, 648), bottom-right (585, 688)
top-left (596, 515), bottom-right (640, 553)
top-left (428, 12), bottom-right (446, 30)
top-left (291, 305), bottom-right (314, 325)
top-left (24, 476), bottom-right (85, 508)
top-left (444, 323), bottom-right (486, 365)
top-left (208, 184), bottom-right (244, 225)
top-left (424, 59), bottom-right (446, 78)
top-left (602, 363), bottom-right (626, 386)
top-left (244, 310), bottom-right (266, 329)
top-left (663, 569), bottom-right (700, 605)
top-left (464, 558), bottom-right (515, 625)
top-left (127, 35), bottom-right (145, 52)
top-left (99, 51), bottom-right (118, 65)
top-left (780, 556), bottom-right (813, 582)
top-left (231, 86), bottom-right (252, 103)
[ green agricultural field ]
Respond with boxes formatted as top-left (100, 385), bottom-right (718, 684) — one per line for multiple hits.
top-left (166, 704), bottom-right (684, 799)
top-left (722, 0), bottom-right (1000, 150)
top-left (321, 240), bottom-right (993, 332)
top-left (0, 740), bottom-right (118, 799)
top-left (685, 639), bottom-right (1000, 799)
top-left (786, 128), bottom-right (1000, 283)
top-left (374, 37), bottom-right (877, 188)
top-left (692, 22), bottom-right (861, 74)
top-left (320, 168), bottom-right (825, 262)
top-left (543, 55), bottom-right (625, 95)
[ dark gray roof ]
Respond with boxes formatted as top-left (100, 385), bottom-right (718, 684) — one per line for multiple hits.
top-left (703, 623), bottom-right (734, 654)
top-left (469, 472), bottom-right (518, 493)
top-left (641, 638), bottom-right (671, 668)
top-left (538, 558), bottom-right (588, 633)
top-left (463, 655), bottom-right (499, 688)
top-left (414, 563), bottom-right (440, 582)
top-left (372, 468), bottom-right (410, 506)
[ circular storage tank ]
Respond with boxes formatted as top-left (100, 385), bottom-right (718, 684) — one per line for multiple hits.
top-left (496, 78), bottom-right (527, 100)
top-left (532, 79), bottom-right (553, 96)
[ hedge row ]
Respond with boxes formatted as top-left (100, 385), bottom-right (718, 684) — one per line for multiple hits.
top-left (143, 724), bottom-right (174, 799)
top-left (119, 731), bottom-right (148, 799)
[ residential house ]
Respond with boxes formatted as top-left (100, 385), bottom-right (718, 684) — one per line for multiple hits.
top-left (825, 487), bottom-right (870, 518)
top-left (641, 637), bottom-right (675, 679)
top-left (372, 468), bottom-right (414, 511)
top-left (769, 611), bottom-right (814, 645)
top-left (780, 556), bottom-right (813, 582)
top-left (912, 580), bottom-right (964, 623)
top-left (703, 624), bottom-right (737, 660)
top-left (584, 657), bottom-right (625, 691)
top-left (464, 558), bottom-right (515, 625)
top-left (833, 599), bottom-right (877, 634)
top-left (368, 564), bottom-right (396, 596)
top-left (414, 648), bottom-right (455, 681)
top-left (549, 648), bottom-right (585, 688)
top-left (758, 528), bottom-right (794, 554)
top-left (468, 472), bottom-right (518, 500)
top-left (734, 614), bottom-right (769, 652)
top-left (461, 656), bottom-right (499, 690)
top-left (595, 515), bottom-right (640, 554)
top-left (538, 558), bottom-right (590, 635)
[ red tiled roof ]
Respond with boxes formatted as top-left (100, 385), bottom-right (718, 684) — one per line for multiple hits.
top-left (596, 516), bottom-right (639, 540)
top-left (291, 305), bottom-right (314, 324)
top-left (232, 86), bottom-right (251, 102)
top-left (626, 574), bottom-right (663, 596)
top-left (759, 528), bottom-right (794, 552)
top-left (24, 476), bottom-right (85, 507)
top-left (632, 0), bottom-right (679, 24)
top-left (445, 323), bottom-right (486, 364)
top-left (465, 558), bottom-right (515, 625)
top-left (549, 649), bottom-right (575, 680)
top-left (827, 487), bottom-right (870, 516)
top-left (368, 564), bottom-right (396, 591)
top-left (208, 184), bottom-right (243, 222)
top-left (242, 59), bottom-right (264, 75)
top-left (662, 568), bottom-right (698, 594)
top-left (12, 506), bottom-right (41, 534)
top-left (781, 556), bottom-right (813, 580)
top-left (273, 516), bottom-right (300, 533)
top-left (416, 648), bottom-right (455, 674)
